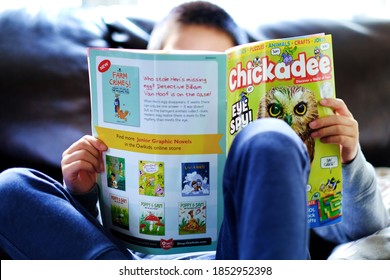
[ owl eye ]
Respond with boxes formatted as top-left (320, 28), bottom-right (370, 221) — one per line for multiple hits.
top-left (294, 102), bottom-right (307, 116)
top-left (268, 103), bottom-right (283, 117)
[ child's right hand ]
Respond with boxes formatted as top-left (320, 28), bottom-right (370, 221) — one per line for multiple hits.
top-left (309, 98), bottom-right (359, 164)
top-left (61, 135), bottom-right (108, 194)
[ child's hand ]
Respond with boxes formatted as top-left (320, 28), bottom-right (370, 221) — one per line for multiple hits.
top-left (61, 135), bottom-right (108, 193)
top-left (309, 98), bottom-right (359, 164)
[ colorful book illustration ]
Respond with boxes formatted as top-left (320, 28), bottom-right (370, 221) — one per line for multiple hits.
top-left (139, 202), bottom-right (165, 236)
top-left (181, 162), bottom-right (210, 196)
top-left (101, 65), bottom-right (140, 127)
top-left (139, 160), bottom-right (165, 197)
top-left (106, 155), bottom-right (126, 191)
top-left (225, 35), bottom-right (342, 227)
top-left (179, 201), bottom-right (207, 235)
top-left (110, 194), bottom-right (129, 230)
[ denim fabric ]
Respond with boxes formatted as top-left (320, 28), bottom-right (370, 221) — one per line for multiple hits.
top-left (216, 118), bottom-right (310, 259)
top-left (0, 168), bottom-right (132, 259)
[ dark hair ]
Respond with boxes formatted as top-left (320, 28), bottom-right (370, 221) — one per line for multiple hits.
top-left (147, 1), bottom-right (248, 50)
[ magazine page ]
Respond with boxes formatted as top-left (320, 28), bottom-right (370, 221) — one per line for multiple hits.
top-left (225, 35), bottom-right (342, 228)
top-left (88, 48), bottom-right (227, 254)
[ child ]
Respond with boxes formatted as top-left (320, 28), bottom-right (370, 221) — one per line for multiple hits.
top-left (0, 1), bottom-right (388, 260)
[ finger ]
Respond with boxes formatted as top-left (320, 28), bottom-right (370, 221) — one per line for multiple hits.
top-left (62, 159), bottom-right (97, 178)
top-left (62, 149), bottom-right (102, 173)
top-left (311, 123), bottom-right (356, 140)
top-left (62, 160), bottom-right (98, 192)
top-left (63, 135), bottom-right (107, 158)
top-left (98, 151), bottom-right (105, 172)
top-left (317, 134), bottom-right (355, 147)
top-left (309, 114), bottom-right (357, 132)
top-left (319, 98), bottom-right (353, 117)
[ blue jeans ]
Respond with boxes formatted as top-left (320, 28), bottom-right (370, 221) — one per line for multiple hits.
top-left (216, 118), bottom-right (310, 259)
top-left (0, 118), bottom-right (309, 259)
top-left (0, 168), bottom-right (131, 259)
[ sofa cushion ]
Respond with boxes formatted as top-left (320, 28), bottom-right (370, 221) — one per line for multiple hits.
top-left (0, 8), bottom-right (109, 181)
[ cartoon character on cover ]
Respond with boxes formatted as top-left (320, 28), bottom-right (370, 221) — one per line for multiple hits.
top-left (184, 210), bottom-right (201, 231)
top-left (114, 94), bottom-right (120, 116)
top-left (279, 46), bottom-right (297, 66)
top-left (320, 177), bottom-right (341, 193)
top-left (191, 179), bottom-right (203, 192)
top-left (253, 56), bottom-right (262, 67)
top-left (114, 94), bottom-right (130, 121)
top-left (258, 85), bottom-right (318, 161)
top-left (110, 173), bottom-right (118, 188)
top-left (314, 47), bottom-right (323, 61)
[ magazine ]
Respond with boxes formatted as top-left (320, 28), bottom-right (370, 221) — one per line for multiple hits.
top-left (88, 33), bottom-right (342, 255)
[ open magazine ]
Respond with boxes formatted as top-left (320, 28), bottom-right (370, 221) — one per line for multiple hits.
top-left (88, 33), bottom-right (342, 255)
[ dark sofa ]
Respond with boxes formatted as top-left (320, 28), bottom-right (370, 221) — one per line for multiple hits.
top-left (0, 7), bottom-right (389, 259)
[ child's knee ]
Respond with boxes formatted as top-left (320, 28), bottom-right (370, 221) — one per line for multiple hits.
top-left (0, 168), bottom-right (35, 195)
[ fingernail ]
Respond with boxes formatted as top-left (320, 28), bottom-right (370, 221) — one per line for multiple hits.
top-left (320, 99), bottom-right (328, 105)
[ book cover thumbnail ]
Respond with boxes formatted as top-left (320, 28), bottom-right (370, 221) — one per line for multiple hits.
top-left (110, 194), bottom-right (129, 230)
top-left (139, 201), bottom-right (165, 236)
top-left (181, 162), bottom-right (210, 196)
top-left (139, 160), bottom-right (165, 197)
top-left (178, 201), bottom-right (206, 235)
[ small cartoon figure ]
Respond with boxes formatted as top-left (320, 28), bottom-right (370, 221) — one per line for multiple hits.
top-left (148, 177), bottom-right (155, 187)
top-left (117, 109), bottom-right (129, 120)
top-left (314, 47), bottom-right (323, 61)
top-left (191, 179), bottom-right (203, 192)
top-left (320, 177), bottom-right (340, 193)
top-left (253, 56), bottom-right (262, 67)
top-left (240, 91), bottom-right (249, 102)
top-left (110, 173), bottom-right (118, 188)
top-left (183, 210), bottom-right (201, 231)
top-left (114, 94), bottom-right (130, 121)
top-left (114, 94), bottom-right (120, 116)
top-left (279, 46), bottom-right (297, 65)
top-left (155, 185), bottom-right (164, 196)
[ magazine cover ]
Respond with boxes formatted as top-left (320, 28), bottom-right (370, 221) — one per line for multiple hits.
top-left (226, 34), bottom-right (342, 228)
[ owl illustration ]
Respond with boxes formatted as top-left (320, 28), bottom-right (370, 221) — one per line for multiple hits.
top-left (258, 86), bottom-right (318, 161)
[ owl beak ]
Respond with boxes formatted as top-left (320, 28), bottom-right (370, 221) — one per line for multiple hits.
top-left (284, 114), bottom-right (293, 126)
